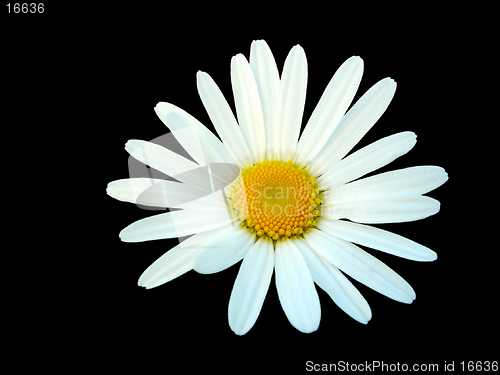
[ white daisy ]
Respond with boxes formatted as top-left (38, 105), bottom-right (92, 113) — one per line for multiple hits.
top-left (107, 40), bottom-right (448, 335)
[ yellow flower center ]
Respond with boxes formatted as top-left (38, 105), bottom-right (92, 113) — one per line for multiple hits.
top-left (228, 159), bottom-right (322, 241)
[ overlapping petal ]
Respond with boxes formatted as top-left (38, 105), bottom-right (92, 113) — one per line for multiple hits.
top-left (137, 225), bottom-right (234, 289)
top-left (125, 139), bottom-right (199, 183)
top-left (106, 178), bottom-right (208, 208)
top-left (119, 192), bottom-right (234, 242)
top-left (295, 56), bottom-right (363, 166)
top-left (194, 226), bottom-right (255, 274)
top-left (155, 102), bottom-right (234, 164)
top-left (197, 71), bottom-right (252, 168)
top-left (317, 219), bottom-right (437, 261)
top-left (295, 238), bottom-right (371, 324)
top-left (137, 242), bottom-right (202, 289)
top-left (305, 229), bottom-right (416, 303)
top-left (309, 77), bottom-right (397, 176)
top-left (317, 132), bottom-right (417, 190)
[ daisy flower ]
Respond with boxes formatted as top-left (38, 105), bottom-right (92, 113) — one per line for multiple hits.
top-left (107, 40), bottom-right (448, 335)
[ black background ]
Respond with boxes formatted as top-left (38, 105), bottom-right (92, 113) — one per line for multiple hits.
top-left (3, 4), bottom-right (494, 373)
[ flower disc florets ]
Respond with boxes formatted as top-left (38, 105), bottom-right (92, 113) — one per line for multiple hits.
top-left (228, 159), bottom-right (322, 241)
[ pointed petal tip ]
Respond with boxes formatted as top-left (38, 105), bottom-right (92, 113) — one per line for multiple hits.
top-left (118, 230), bottom-right (132, 243)
top-left (137, 268), bottom-right (149, 285)
top-left (105, 182), bottom-right (112, 195)
top-left (119, 225), bottom-right (146, 243)
top-left (296, 326), bottom-right (319, 334)
top-left (405, 131), bottom-right (417, 144)
top-left (342, 56), bottom-right (364, 71)
top-left (196, 70), bottom-right (207, 78)
top-left (404, 289), bottom-right (417, 304)
top-left (106, 181), bottom-right (126, 202)
top-left (363, 307), bottom-right (373, 323)
top-left (124, 139), bottom-right (141, 151)
top-left (302, 321), bottom-right (321, 334)
top-left (358, 315), bottom-right (370, 324)
top-left (138, 270), bottom-right (155, 289)
top-left (231, 53), bottom-right (245, 61)
top-left (229, 319), bottom-right (252, 336)
top-left (381, 76), bottom-right (397, 85)
top-left (250, 39), bottom-right (268, 49)
top-left (349, 55), bottom-right (364, 62)
top-left (416, 247), bottom-right (438, 262)
top-left (138, 281), bottom-right (157, 290)
top-left (231, 328), bottom-right (247, 336)
top-left (292, 44), bottom-right (305, 53)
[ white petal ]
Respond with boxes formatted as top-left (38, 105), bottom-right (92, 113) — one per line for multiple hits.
top-left (178, 188), bottom-right (229, 210)
top-left (325, 166), bottom-right (448, 199)
top-left (249, 40), bottom-right (280, 160)
top-left (125, 139), bottom-right (199, 183)
top-left (275, 239), bottom-right (321, 333)
top-left (231, 54), bottom-right (266, 162)
top-left (179, 224), bottom-right (234, 248)
top-left (317, 219), bottom-right (437, 261)
top-left (278, 45), bottom-right (308, 161)
top-left (159, 111), bottom-right (206, 166)
top-left (155, 102), bottom-right (234, 164)
top-left (138, 242), bottom-right (201, 289)
top-left (309, 77), bottom-right (396, 176)
top-left (295, 56), bottom-right (363, 166)
top-left (322, 194), bottom-right (440, 223)
top-left (317, 132), bottom-right (417, 190)
top-left (295, 238), bottom-right (371, 324)
top-left (138, 225), bottom-right (235, 289)
top-left (107, 178), bottom-right (165, 205)
top-left (196, 71), bottom-right (252, 168)
top-left (194, 226), bottom-right (255, 274)
top-left (154, 105), bottom-right (241, 194)
top-left (228, 238), bottom-right (274, 335)
top-left (119, 204), bottom-right (233, 242)
top-left (305, 229), bottom-right (416, 303)
top-left (107, 178), bottom-right (209, 208)
top-left (119, 212), bottom-right (177, 242)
